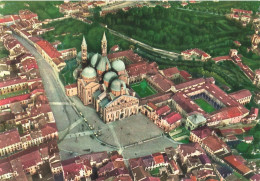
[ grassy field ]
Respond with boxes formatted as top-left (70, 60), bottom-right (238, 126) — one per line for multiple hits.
top-left (194, 98), bottom-right (216, 113)
top-left (0, 89), bottom-right (29, 100)
top-left (130, 80), bottom-right (157, 98)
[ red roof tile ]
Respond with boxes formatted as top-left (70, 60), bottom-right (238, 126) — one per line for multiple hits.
top-left (0, 94), bottom-right (31, 106)
top-left (36, 40), bottom-right (62, 59)
top-left (108, 49), bottom-right (145, 63)
top-left (0, 77), bottom-right (27, 88)
top-left (162, 67), bottom-right (180, 77)
top-left (202, 135), bottom-right (229, 153)
top-left (229, 89), bottom-right (251, 101)
top-left (224, 155), bottom-right (251, 175)
top-left (0, 129), bottom-right (20, 149)
top-left (163, 112), bottom-right (182, 125)
top-left (152, 153), bottom-right (164, 165)
top-left (156, 105), bottom-right (171, 116)
top-left (41, 123), bottom-right (57, 137)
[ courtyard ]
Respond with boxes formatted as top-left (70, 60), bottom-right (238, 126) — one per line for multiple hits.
top-left (130, 79), bottom-right (157, 98)
top-left (194, 98), bottom-right (216, 113)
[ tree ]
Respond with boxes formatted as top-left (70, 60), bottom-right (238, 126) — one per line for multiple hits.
top-left (236, 142), bottom-right (249, 153)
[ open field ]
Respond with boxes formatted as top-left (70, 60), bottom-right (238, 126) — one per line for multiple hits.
top-left (194, 98), bottom-right (216, 113)
top-left (130, 80), bottom-right (157, 98)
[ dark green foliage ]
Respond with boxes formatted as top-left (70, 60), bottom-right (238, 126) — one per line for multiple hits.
top-left (100, 4), bottom-right (254, 57)
top-left (1, 1), bottom-right (63, 20)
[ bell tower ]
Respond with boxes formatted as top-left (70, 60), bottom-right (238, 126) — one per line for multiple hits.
top-left (81, 36), bottom-right (87, 63)
top-left (101, 32), bottom-right (107, 56)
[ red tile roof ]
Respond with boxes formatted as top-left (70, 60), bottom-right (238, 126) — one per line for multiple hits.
top-left (191, 126), bottom-right (212, 140)
top-left (147, 102), bottom-right (157, 110)
top-left (179, 70), bottom-right (192, 81)
top-left (0, 94), bottom-right (31, 106)
top-left (126, 62), bottom-right (158, 77)
top-left (0, 78), bottom-right (27, 88)
top-left (175, 78), bottom-right (205, 91)
top-left (229, 89), bottom-right (251, 101)
top-left (0, 129), bottom-right (21, 149)
top-left (212, 56), bottom-right (232, 62)
top-left (21, 58), bottom-right (38, 71)
top-left (156, 105), bottom-right (171, 116)
top-left (65, 83), bottom-right (77, 89)
top-left (208, 106), bottom-right (245, 122)
top-left (163, 112), bottom-right (182, 125)
top-left (224, 155), bottom-right (251, 175)
top-left (202, 135), bottom-right (229, 153)
top-left (232, 9), bottom-right (252, 14)
top-left (152, 153), bottom-right (164, 165)
top-left (19, 149), bottom-right (42, 170)
top-left (0, 159), bottom-right (13, 176)
top-left (41, 123), bottom-right (57, 137)
top-left (108, 49), bottom-right (145, 63)
top-left (36, 40), bottom-right (62, 59)
top-left (162, 67), bottom-right (180, 77)
top-left (149, 73), bottom-right (174, 92)
top-left (181, 48), bottom-right (210, 58)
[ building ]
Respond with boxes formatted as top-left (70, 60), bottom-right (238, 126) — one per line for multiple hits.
top-left (181, 48), bottom-right (211, 61)
top-left (65, 83), bottom-right (78, 97)
top-left (229, 89), bottom-right (252, 105)
top-left (76, 34), bottom-right (139, 123)
top-left (0, 129), bottom-right (23, 156)
top-left (185, 113), bottom-right (207, 131)
top-left (253, 69), bottom-right (260, 87)
top-left (62, 156), bottom-right (92, 181)
top-left (35, 40), bottom-right (65, 72)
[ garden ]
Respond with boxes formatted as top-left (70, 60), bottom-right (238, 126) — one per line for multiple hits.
top-left (194, 98), bottom-right (216, 113)
top-left (130, 80), bottom-right (157, 98)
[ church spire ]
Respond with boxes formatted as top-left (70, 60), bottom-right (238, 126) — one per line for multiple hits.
top-left (81, 36), bottom-right (87, 63)
top-left (82, 36), bottom-right (87, 47)
top-left (101, 32), bottom-right (107, 56)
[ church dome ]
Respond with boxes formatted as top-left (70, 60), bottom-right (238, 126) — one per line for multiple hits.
top-left (82, 67), bottom-right (96, 79)
top-left (112, 60), bottom-right (125, 72)
top-left (104, 71), bottom-right (118, 83)
top-left (111, 79), bottom-right (126, 92)
top-left (91, 53), bottom-right (101, 67)
top-left (97, 56), bottom-right (111, 72)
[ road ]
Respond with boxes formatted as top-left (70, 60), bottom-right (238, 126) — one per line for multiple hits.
top-left (107, 28), bottom-right (180, 59)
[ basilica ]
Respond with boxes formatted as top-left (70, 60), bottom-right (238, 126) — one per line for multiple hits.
top-left (76, 33), bottom-right (139, 123)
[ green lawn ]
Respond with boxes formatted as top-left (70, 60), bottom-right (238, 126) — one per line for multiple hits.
top-left (0, 89), bottom-right (29, 100)
top-left (194, 98), bottom-right (216, 113)
top-left (149, 167), bottom-right (162, 177)
top-left (130, 80), bottom-right (157, 98)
